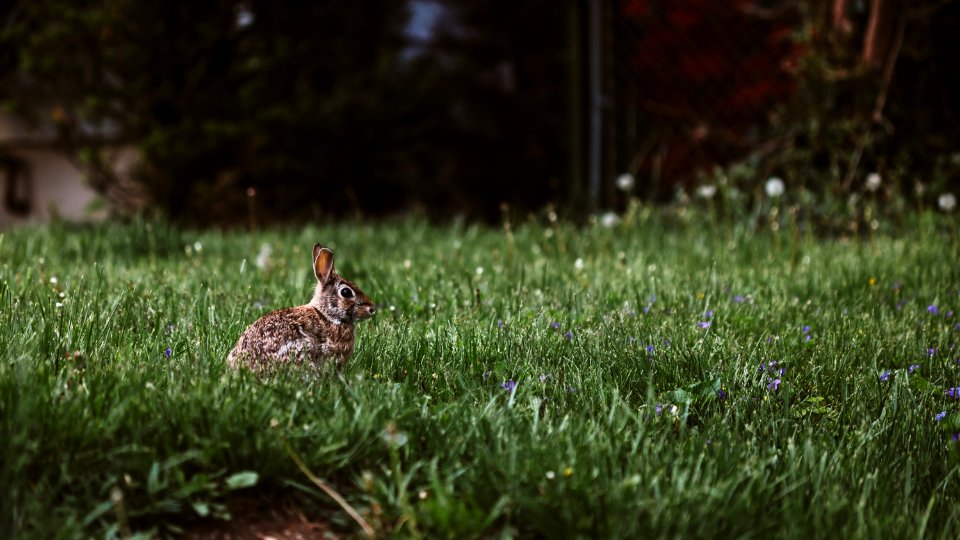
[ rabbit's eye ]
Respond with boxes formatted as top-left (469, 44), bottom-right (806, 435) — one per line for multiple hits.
top-left (339, 287), bottom-right (354, 298)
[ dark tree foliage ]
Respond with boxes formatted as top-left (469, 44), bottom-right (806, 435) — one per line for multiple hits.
top-left (2, 1), bottom-right (958, 224)
top-left (1, 0), bottom-right (574, 224)
top-left (1, 1), bottom-right (415, 223)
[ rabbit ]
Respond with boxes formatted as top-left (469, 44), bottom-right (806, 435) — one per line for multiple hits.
top-left (228, 243), bottom-right (376, 372)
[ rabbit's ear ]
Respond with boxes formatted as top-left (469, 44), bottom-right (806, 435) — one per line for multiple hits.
top-left (313, 244), bottom-right (335, 283)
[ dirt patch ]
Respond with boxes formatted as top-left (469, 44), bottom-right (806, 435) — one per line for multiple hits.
top-left (179, 496), bottom-right (337, 540)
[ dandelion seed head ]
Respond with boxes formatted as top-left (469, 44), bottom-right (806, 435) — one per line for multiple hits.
top-left (696, 184), bottom-right (717, 199)
top-left (600, 212), bottom-right (621, 228)
top-left (938, 193), bottom-right (956, 212)
top-left (765, 177), bottom-right (785, 198)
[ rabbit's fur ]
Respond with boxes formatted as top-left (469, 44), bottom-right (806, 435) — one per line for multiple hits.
top-left (228, 243), bottom-right (375, 372)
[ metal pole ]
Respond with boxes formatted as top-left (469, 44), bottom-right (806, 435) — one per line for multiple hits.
top-left (587, 0), bottom-right (602, 209)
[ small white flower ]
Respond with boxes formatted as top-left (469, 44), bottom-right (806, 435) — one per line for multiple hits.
top-left (938, 193), bottom-right (956, 212)
top-left (234, 4), bottom-right (254, 29)
top-left (545, 470), bottom-right (556, 480)
top-left (382, 427), bottom-right (408, 448)
top-left (865, 172), bottom-right (881, 192)
top-left (615, 173), bottom-right (635, 192)
top-left (49, 277), bottom-right (58, 285)
top-left (475, 266), bottom-right (484, 275)
top-left (765, 177), bottom-right (785, 198)
top-left (418, 490), bottom-right (429, 500)
top-left (574, 258), bottom-right (585, 271)
top-left (193, 241), bottom-right (203, 252)
top-left (55, 301), bottom-right (63, 309)
top-left (403, 259), bottom-right (412, 269)
top-left (255, 243), bottom-right (272, 270)
top-left (600, 211), bottom-right (621, 228)
top-left (696, 184), bottom-right (717, 199)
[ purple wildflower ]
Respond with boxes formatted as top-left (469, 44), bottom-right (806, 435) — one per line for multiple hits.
top-left (948, 311), bottom-right (955, 318)
top-left (164, 347), bottom-right (172, 358)
top-left (928, 305), bottom-right (940, 315)
top-left (501, 379), bottom-right (516, 392)
top-left (953, 433), bottom-right (960, 443)
top-left (767, 378), bottom-right (781, 391)
top-left (655, 403), bottom-right (663, 416)
top-left (935, 411), bottom-right (947, 422)
top-left (550, 321), bottom-right (560, 330)
top-left (705, 309), bottom-right (714, 319)
top-left (646, 345), bottom-right (655, 354)
top-left (733, 295), bottom-right (745, 304)
top-left (717, 388), bottom-right (727, 400)
top-left (909, 364), bottom-right (920, 374)
top-left (879, 370), bottom-right (891, 382)
top-left (947, 387), bottom-right (960, 398)
top-left (928, 348), bottom-right (937, 357)
top-left (564, 330), bottom-right (573, 341)
top-left (698, 321), bottom-right (711, 329)
top-left (802, 325), bottom-right (811, 335)
top-left (497, 319), bottom-right (504, 329)
top-left (758, 362), bottom-right (766, 372)
top-left (539, 373), bottom-right (552, 382)
top-left (483, 370), bottom-right (491, 381)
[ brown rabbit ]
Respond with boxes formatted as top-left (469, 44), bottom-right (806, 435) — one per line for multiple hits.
top-left (228, 243), bottom-right (375, 372)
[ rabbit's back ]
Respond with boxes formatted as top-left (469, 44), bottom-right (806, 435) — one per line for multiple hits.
top-left (227, 305), bottom-right (356, 370)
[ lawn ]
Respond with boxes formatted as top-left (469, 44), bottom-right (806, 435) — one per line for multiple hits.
top-left (1, 212), bottom-right (959, 538)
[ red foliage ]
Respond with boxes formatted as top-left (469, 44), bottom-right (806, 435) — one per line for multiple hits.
top-left (621, 0), bottom-right (804, 185)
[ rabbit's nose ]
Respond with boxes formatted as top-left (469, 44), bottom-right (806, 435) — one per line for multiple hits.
top-left (367, 305), bottom-right (376, 316)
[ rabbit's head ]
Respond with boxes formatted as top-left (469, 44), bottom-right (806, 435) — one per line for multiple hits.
top-left (310, 244), bottom-right (376, 323)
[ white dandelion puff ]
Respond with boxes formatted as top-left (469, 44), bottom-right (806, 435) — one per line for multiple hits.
top-left (765, 177), bottom-right (785, 198)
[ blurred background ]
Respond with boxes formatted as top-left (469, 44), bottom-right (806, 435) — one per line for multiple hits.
top-left (1, 0), bottom-right (958, 227)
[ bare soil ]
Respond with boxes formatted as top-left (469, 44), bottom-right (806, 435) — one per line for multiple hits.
top-left (179, 496), bottom-right (337, 540)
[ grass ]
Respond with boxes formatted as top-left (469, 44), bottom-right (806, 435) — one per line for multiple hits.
top-left (1, 211), bottom-right (959, 538)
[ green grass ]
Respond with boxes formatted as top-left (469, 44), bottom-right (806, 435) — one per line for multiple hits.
top-left (2, 213), bottom-right (959, 539)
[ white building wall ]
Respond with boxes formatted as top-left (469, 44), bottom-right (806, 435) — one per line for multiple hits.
top-left (0, 113), bottom-right (108, 228)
